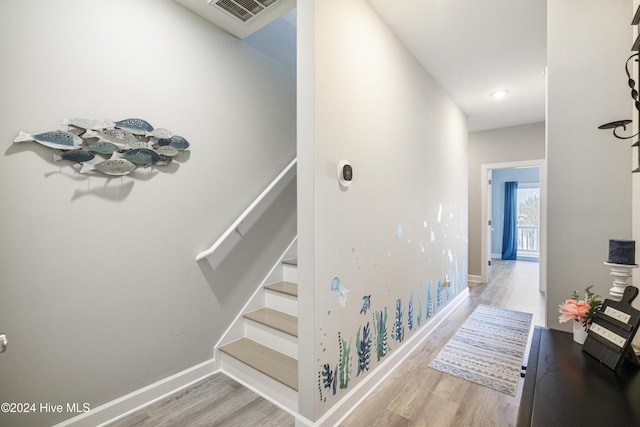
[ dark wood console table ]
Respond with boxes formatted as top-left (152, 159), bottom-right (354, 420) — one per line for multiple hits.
top-left (517, 326), bottom-right (640, 426)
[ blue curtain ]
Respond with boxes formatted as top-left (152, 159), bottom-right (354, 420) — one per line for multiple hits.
top-left (502, 181), bottom-right (518, 260)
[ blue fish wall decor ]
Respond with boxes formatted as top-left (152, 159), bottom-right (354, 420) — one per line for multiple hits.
top-left (13, 117), bottom-right (191, 178)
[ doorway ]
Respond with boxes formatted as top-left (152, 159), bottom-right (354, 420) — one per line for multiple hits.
top-left (480, 160), bottom-right (546, 294)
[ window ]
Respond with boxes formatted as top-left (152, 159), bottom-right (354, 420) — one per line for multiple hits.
top-left (517, 185), bottom-right (539, 257)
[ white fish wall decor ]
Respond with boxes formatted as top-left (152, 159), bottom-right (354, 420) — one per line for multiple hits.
top-left (83, 128), bottom-right (138, 149)
top-left (63, 118), bottom-right (115, 131)
top-left (80, 158), bottom-right (136, 176)
top-left (12, 117), bottom-right (190, 178)
top-left (14, 130), bottom-right (83, 150)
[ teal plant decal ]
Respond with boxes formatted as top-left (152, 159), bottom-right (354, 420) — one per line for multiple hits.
top-left (408, 292), bottom-right (414, 331)
top-left (360, 295), bottom-right (371, 315)
top-left (374, 307), bottom-right (389, 361)
top-left (338, 332), bottom-right (352, 389)
top-left (392, 298), bottom-right (405, 343)
top-left (356, 322), bottom-right (372, 376)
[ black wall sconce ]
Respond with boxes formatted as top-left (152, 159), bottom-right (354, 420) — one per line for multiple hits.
top-left (599, 8), bottom-right (640, 173)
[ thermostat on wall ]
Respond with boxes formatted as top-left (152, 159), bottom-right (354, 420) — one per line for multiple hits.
top-left (337, 159), bottom-right (353, 188)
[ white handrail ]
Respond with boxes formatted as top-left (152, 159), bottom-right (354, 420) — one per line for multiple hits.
top-left (195, 157), bottom-right (297, 261)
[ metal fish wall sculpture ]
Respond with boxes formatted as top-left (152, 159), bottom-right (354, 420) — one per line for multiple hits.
top-left (14, 117), bottom-right (191, 177)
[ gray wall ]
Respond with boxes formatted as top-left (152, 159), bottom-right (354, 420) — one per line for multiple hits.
top-left (547, 0), bottom-right (632, 330)
top-left (0, 1), bottom-right (296, 426)
top-left (298, 0), bottom-right (468, 420)
top-left (468, 123), bottom-right (546, 277)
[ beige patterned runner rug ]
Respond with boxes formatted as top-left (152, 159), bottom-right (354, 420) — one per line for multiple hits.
top-left (429, 304), bottom-right (533, 395)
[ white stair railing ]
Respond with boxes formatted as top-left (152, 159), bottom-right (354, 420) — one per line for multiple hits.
top-left (195, 157), bottom-right (297, 261)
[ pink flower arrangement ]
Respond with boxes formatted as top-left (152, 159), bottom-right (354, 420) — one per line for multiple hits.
top-left (558, 286), bottom-right (603, 330)
top-left (558, 299), bottom-right (591, 323)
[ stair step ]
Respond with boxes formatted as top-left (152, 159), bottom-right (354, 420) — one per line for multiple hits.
top-left (244, 308), bottom-right (297, 337)
top-left (220, 338), bottom-right (298, 391)
top-left (283, 258), bottom-right (297, 266)
top-left (265, 281), bottom-right (298, 297)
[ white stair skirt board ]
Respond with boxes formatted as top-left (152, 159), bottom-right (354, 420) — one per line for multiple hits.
top-left (220, 351), bottom-right (298, 413)
top-left (245, 319), bottom-right (298, 358)
top-left (266, 287), bottom-right (298, 316)
top-left (53, 359), bottom-right (217, 427)
top-left (317, 288), bottom-right (470, 427)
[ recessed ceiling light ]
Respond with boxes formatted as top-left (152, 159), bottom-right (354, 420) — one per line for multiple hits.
top-left (490, 89), bottom-right (510, 99)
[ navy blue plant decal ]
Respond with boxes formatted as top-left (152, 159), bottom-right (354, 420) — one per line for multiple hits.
top-left (436, 280), bottom-right (443, 308)
top-left (374, 307), bottom-right (389, 361)
top-left (392, 298), bottom-right (405, 343)
top-left (356, 322), bottom-right (372, 376)
top-left (320, 363), bottom-right (337, 395)
top-left (426, 282), bottom-right (433, 319)
top-left (360, 294), bottom-right (371, 315)
top-left (408, 292), bottom-right (414, 331)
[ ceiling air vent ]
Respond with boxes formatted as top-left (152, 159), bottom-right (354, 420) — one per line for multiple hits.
top-left (174, 0), bottom-right (295, 39)
top-left (210, 0), bottom-right (283, 24)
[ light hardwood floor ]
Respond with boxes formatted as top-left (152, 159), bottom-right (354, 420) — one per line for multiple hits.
top-left (340, 259), bottom-right (545, 427)
top-left (107, 260), bottom-right (544, 427)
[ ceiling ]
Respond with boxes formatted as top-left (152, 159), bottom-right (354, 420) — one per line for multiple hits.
top-left (368, 0), bottom-right (547, 132)
top-left (175, 0), bottom-right (547, 133)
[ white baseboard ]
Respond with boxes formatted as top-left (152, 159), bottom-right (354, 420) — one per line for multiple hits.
top-left (468, 274), bottom-right (482, 284)
top-left (316, 287), bottom-right (470, 426)
top-left (52, 359), bottom-right (217, 427)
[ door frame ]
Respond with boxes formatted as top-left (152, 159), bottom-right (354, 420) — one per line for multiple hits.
top-left (480, 159), bottom-right (547, 293)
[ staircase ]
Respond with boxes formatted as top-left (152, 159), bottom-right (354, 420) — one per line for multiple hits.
top-left (218, 259), bottom-right (299, 412)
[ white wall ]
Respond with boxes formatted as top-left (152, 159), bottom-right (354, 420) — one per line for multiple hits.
top-left (0, 1), bottom-right (296, 426)
top-left (298, 0), bottom-right (468, 421)
top-left (547, 0), bottom-right (632, 330)
top-left (468, 123), bottom-right (546, 276)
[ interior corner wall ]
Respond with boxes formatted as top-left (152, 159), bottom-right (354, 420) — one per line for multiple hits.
top-left (0, 1), bottom-right (296, 426)
top-left (547, 0), bottom-right (632, 331)
top-left (297, 0), bottom-right (468, 421)
top-left (468, 123), bottom-right (545, 276)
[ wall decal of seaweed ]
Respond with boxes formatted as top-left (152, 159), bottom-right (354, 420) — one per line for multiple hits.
top-left (408, 292), bottom-right (414, 331)
top-left (317, 369), bottom-right (324, 402)
top-left (320, 363), bottom-right (337, 395)
top-left (374, 307), bottom-right (389, 361)
top-left (338, 332), bottom-right (352, 389)
top-left (360, 294), bottom-right (371, 315)
top-left (426, 282), bottom-right (434, 319)
top-left (436, 280), bottom-right (443, 308)
top-left (417, 287), bottom-right (423, 327)
top-left (356, 322), bottom-right (372, 376)
top-left (392, 298), bottom-right (405, 343)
